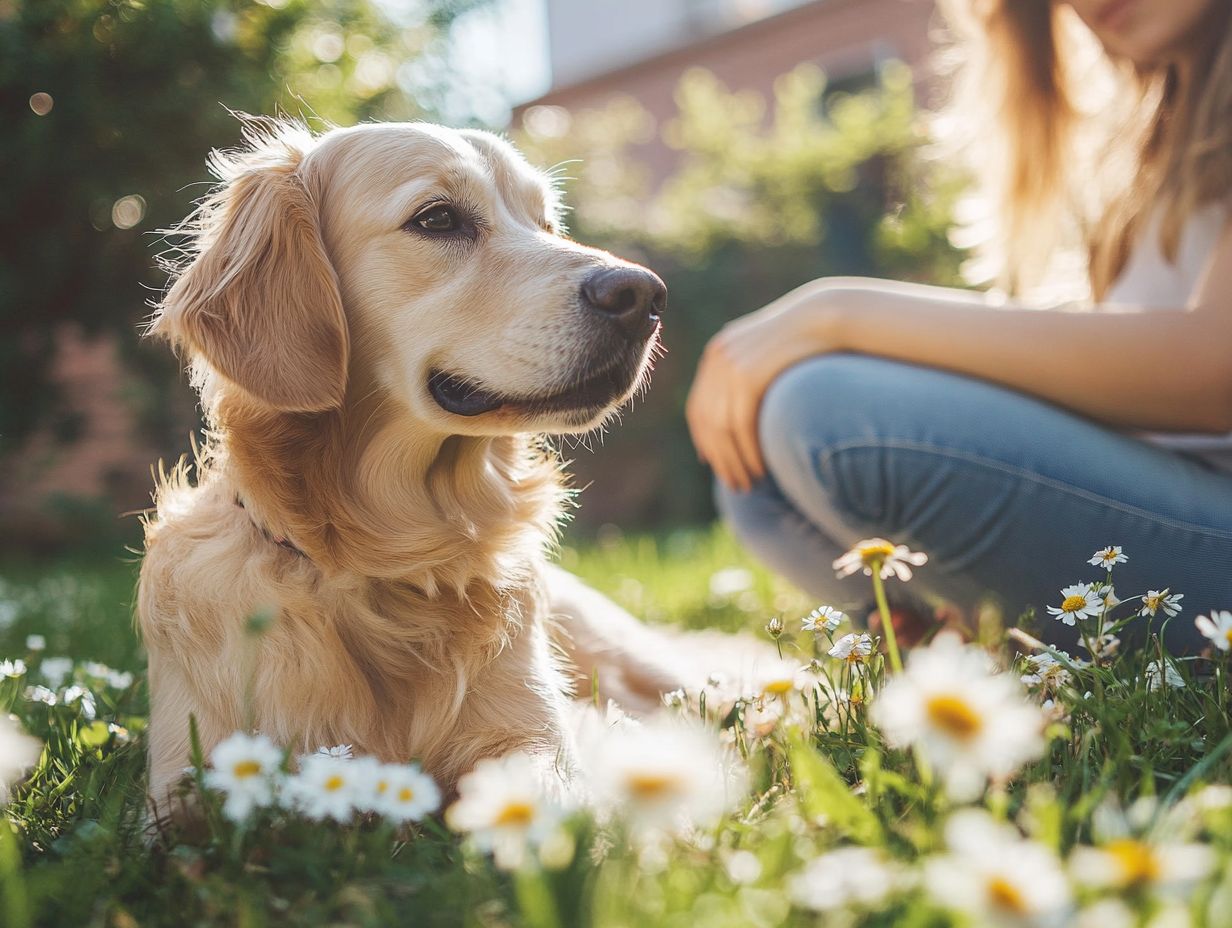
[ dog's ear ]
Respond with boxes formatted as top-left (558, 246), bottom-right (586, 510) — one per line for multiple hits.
top-left (153, 137), bottom-right (349, 412)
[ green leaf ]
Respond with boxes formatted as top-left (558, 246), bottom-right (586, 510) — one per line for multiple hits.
top-left (514, 866), bottom-right (562, 928)
top-left (787, 731), bottom-right (881, 844)
top-left (76, 720), bottom-right (110, 749)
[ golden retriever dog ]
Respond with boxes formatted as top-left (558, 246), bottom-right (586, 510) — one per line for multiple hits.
top-left (138, 119), bottom-right (735, 818)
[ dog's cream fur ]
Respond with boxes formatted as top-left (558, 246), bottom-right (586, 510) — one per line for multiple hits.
top-left (138, 120), bottom-right (707, 817)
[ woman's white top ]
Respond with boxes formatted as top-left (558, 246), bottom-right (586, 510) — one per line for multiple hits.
top-left (1104, 202), bottom-right (1232, 473)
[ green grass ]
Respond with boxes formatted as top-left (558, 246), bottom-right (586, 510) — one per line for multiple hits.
top-left (1, 527), bottom-right (1230, 927)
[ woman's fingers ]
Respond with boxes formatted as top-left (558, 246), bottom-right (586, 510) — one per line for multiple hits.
top-left (709, 433), bottom-right (744, 492)
top-left (729, 394), bottom-right (765, 485)
top-left (686, 336), bottom-right (769, 493)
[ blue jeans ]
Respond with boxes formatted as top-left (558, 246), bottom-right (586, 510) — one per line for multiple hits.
top-left (717, 355), bottom-right (1232, 653)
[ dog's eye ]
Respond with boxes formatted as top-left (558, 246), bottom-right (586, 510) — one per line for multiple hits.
top-left (409, 204), bottom-right (460, 234)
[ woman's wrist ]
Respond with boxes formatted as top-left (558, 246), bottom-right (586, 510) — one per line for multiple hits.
top-left (786, 282), bottom-right (857, 354)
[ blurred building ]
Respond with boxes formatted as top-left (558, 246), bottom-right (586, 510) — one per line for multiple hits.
top-left (514, 0), bottom-right (937, 177)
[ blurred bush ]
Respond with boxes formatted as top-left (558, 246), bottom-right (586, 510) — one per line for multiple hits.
top-left (517, 62), bottom-right (969, 532)
top-left (0, 0), bottom-right (483, 552)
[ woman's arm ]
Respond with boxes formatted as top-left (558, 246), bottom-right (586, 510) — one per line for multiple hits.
top-left (686, 221), bottom-right (1232, 492)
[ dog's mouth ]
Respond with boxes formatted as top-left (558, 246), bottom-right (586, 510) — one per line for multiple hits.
top-left (428, 358), bottom-right (641, 419)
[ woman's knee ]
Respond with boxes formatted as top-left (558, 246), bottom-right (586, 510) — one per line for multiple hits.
top-left (758, 354), bottom-right (930, 470)
top-left (756, 354), bottom-right (931, 530)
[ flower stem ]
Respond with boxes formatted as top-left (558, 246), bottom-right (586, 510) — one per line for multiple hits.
top-left (871, 569), bottom-right (903, 674)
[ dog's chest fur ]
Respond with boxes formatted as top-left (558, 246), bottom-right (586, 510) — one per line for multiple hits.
top-left (139, 473), bottom-right (568, 788)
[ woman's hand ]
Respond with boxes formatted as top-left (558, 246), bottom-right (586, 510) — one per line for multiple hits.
top-left (686, 289), bottom-right (840, 492)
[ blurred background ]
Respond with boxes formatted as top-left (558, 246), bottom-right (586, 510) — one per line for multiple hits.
top-left (0, 0), bottom-right (968, 561)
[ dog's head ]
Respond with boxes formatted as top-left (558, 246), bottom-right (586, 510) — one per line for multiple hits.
top-left (154, 120), bottom-right (665, 435)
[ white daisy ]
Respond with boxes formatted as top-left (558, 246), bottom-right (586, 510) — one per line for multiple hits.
top-left (925, 810), bottom-right (1071, 926)
top-left (1083, 634), bottom-right (1120, 661)
top-left (1020, 653), bottom-right (1072, 691)
top-left (382, 763), bottom-right (440, 823)
top-left (1089, 546), bottom-right (1128, 569)
top-left (871, 633), bottom-right (1046, 801)
top-left (741, 699), bottom-right (784, 739)
top-left (25, 635), bottom-right (45, 652)
top-left (802, 606), bottom-right (846, 635)
top-left (828, 633), bottom-right (874, 664)
top-left (204, 732), bottom-right (284, 823)
top-left (833, 538), bottom-right (928, 582)
top-left (61, 685), bottom-right (96, 719)
top-left (315, 743), bottom-right (354, 760)
top-left (582, 715), bottom-right (746, 838)
top-left (1145, 659), bottom-right (1185, 692)
top-left (82, 661), bottom-right (134, 689)
top-left (790, 846), bottom-right (902, 913)
top-left (1070, 837), bottom-right (1215, 893)
top-left (661, 688), bottom-right (687, 709)
top-left (0, 659), bottom-right (26, 678)
top-left (285, 754), bottom-right (361, 822)
top-left (1195, 611), bottom-right (1232, 651)
top-left (352, 758), bottom-right (440, 823)
top-left (758, 660), bottom-right (809, 699)
top-left (23, 685), bottom-right (57, 706)
top-left (1091, 582), bottom-right (1121, 611)
top-left (445, 752), bottom-right (567, 870)
top-left (1140, 590), bottom-right (1184, 619)
top-left (39, 657), bottom-right (72, 688)
top-left (1046, 584), bottom-right (1103, 626)
top-left (0, 714), bottom-right (41, 803)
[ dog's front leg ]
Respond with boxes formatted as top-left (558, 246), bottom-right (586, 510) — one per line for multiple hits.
top-left (434, 624), bottom-right (582, 804)
top-left (543, 564), bottom-right (692, 713)
top-left (145, 651), bottom-right (237, 826)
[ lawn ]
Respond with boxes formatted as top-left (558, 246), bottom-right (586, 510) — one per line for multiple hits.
top-left (1, 527), bottom-right (1230, 927)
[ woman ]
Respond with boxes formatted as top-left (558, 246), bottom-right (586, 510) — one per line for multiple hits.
top-left (686, 0), bottom-right (1232, 651)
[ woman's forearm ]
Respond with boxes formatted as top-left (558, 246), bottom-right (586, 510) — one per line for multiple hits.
top-left (794, 280), bottom-right (1232, 433)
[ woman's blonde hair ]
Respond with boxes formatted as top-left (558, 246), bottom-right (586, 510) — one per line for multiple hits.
top-left (938, 0), bottom-right (1232, 298)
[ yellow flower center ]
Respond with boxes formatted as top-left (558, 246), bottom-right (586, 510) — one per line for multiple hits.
top-left (1225, 629), bottom-right (1232, 648)
top-left (763, 679), bottom-right (795, 696)
top-left (1105, 839), bottom-right (1160, 886)
top-left (493, 801), bottom-right (535, 827)
top-left (859, 542), bottom-right (896, 565)
top-left (1145, 595), bottom-right (1162, 611)
top-left (323, 775), bottom-right (345, 792)
top-left (376, 780), bottom-right (388, 795)
top-left (1061, 594), bottom-right (1088, 613)
top-left (232, 760), bottom-right (262, 779)
top-left (626, 771), bottom-right (680, 800)
top-left (986, 876), bottom-right (1029, 914)
top-left (925, 694), bottom-right (983, 739)
top-left (397, 787), bottom-right (414, 803)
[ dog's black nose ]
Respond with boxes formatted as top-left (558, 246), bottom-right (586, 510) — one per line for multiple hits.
top-left (580, 267), bottom-right (667, 341)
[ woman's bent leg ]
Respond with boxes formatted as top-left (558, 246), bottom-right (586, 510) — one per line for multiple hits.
top-left (715, 472), bottom-right (850, 603)
top-left (719, 354), bottom-right (1232, 652)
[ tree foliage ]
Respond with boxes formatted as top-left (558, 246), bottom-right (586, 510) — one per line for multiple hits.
top-left (0, 0), bottom-right (483, 445)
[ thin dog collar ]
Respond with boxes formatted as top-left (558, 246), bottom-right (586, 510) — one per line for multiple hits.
top-left (235, 496), bottom-right (306, 559)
